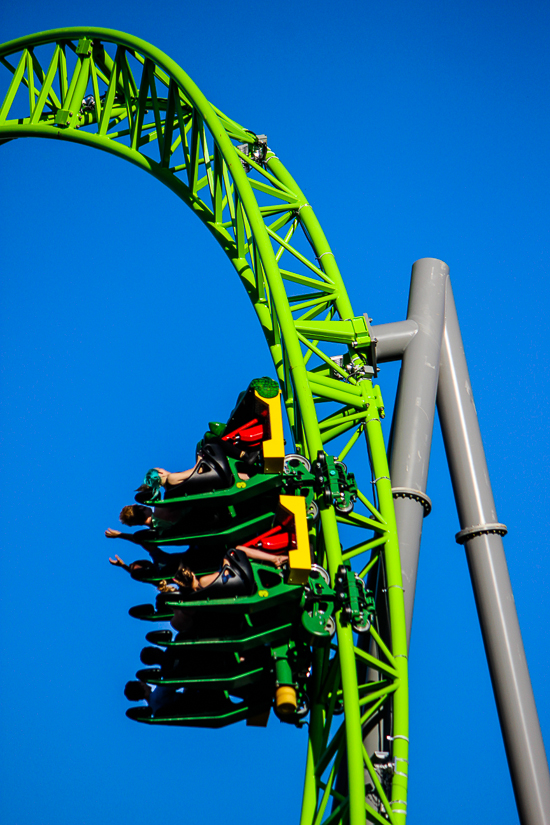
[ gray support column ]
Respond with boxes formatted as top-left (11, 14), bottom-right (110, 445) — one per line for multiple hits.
top-left (370, 319), bottom-right (418, 363)
top-left (385, 258), bottom-right (447, 643)
top-left (359, 259), bottom-right (448, 780)
top-left (437, 279), bottom-right (550, 825)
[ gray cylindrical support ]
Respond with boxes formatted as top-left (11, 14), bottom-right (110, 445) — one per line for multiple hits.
top-left (360, 259), bottom-right (447, 773)
top-left (370, 319), bottom-right (418, 362)
top-left (437, 279), bottom-right (550, 825)
top-left (387, 258), bottom-right (448, 643)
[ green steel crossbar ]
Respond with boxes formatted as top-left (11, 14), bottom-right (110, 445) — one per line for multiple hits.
top-left (0, 28), bottom-right (408, 825)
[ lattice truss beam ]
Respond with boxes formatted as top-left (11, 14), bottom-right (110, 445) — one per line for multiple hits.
top-left (0, 30), bottom-right (409, 825)
top-left (0, 34), bottom-right (376, 454)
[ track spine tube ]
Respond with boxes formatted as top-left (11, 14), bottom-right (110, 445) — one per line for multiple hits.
top-left (362, 383), bottom-right (409, 824)
top-left (301, 648), bottom-right (325, 825)
top-left (321, 507), bottom-right (367, 825)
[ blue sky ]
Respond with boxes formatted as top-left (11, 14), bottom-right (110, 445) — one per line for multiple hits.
top-left (1, 2), bottom-right (549, 824)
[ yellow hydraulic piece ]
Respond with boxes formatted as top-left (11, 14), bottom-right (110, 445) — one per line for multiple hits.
top-left (256, 389), bottom-right (285, 473)
top-left (279, 494), bottom-right (312, 584)
top-left (275, 685), bottom-right (298, 715)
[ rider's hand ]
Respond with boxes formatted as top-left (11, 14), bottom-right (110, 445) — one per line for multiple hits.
top-left (274, 555), bottom-right (288, 568)
top-left (153, 467), bottom-right (170, 483)
top-left (105, 528), bottom-right (121, 538)
top-left (109, 554), bottom-right (126, 567)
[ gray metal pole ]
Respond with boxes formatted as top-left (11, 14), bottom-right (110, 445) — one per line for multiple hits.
top-left (370, 319), bottom-right (417, 362)
top-left (437, 278), bottom-right (550, 825)
top-left (359, 259), bottom-right (448, 777)
top-left (382, 258), bottom-right (447, 643)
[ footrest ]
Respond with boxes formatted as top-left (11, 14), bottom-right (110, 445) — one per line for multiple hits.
top-left (125, 695), bottom-right (265, 729)
top-left (135, 662), bottom-right (267, 692)
top-left (146, 621), bottom-right (295, 654)
top-left (152, 508), bottom-right (277, 547)
top-left (129, 604), bottom-right (173, 622)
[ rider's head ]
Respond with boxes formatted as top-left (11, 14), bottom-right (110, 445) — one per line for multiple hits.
top-left (119, 504), bottom-right (153, 526)
top-left (173, 563), bottom-right (195, 589)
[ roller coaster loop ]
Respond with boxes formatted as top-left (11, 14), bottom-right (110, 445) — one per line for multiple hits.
top-left (0, 28), bottom-right (409, 825)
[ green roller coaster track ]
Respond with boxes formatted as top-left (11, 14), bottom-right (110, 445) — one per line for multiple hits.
top-left (0, 28), bottom-right (409, 825)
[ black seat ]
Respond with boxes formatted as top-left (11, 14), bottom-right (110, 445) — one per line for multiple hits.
top-left (184, 548), bottom-right (255, 600)
top-left (163, 442), bottom-right (233, 499)
top-left (226, 548), bottom-right (255, 594)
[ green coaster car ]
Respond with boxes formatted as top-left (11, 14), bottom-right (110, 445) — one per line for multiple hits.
top-left (126, 687), bottom-right (271, 729)
top-left (136, 645), bottom-right (271, 692)
top-left (126, 559), bottom-right (354, 729)
top-left (127, 558), bottom-right (375, 728)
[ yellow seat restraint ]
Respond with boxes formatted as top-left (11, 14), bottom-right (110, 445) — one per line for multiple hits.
top-left (279, 494), bottom-right (312, 585)
top-left (255, 389), bottom-right (285, 474)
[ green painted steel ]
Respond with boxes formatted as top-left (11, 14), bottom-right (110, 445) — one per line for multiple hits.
top-left (0, 28), bottom-right (409, 825)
